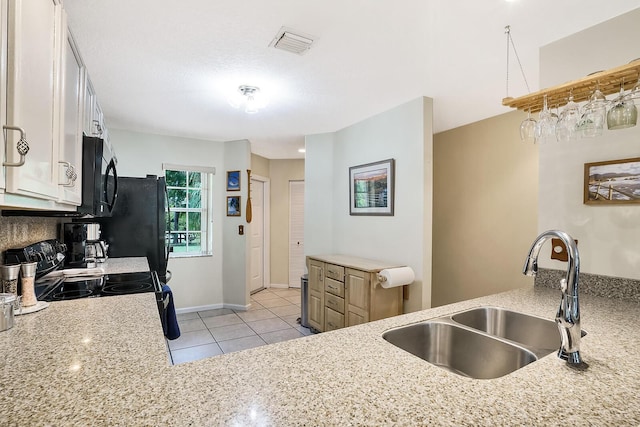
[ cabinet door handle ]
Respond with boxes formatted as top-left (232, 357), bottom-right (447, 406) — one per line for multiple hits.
top-left (92, 120), bottom-right (103, 136)
top-left (319, 268), bottom-right (324, 282)
top-left (58, 162), bottom-right (78, 187)
top-left (3, 126), bottom-right (29, 167)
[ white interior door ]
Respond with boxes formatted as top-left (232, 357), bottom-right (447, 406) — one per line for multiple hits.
top-left (289, 180), bottom-right (305, 287)
top-left (250, 179), bottom-right (265, 293)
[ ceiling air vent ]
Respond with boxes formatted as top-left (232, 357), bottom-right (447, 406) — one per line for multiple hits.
top-left (269, 27), bottom-right (315, 55)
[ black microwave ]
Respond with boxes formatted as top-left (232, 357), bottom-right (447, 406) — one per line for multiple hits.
top-left (79, 136), bottom-right (118, 217)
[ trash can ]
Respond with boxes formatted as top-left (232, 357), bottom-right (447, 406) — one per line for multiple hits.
top-left (299, 274), bottom-right (309, 328)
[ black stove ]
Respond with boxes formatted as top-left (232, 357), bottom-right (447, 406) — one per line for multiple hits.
top-left (6, 239), bottom-right (170, 338)
top-left (35, 271), bottom-right (160, 302)
top-left (6, 239), bottom-right (162, 303)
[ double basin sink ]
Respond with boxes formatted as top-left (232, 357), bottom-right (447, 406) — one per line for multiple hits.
top-left (382, 306), bottom-right (584, 379)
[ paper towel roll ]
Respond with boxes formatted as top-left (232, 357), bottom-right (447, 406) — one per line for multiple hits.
top-left (379, 267), bottom-right (415, 289)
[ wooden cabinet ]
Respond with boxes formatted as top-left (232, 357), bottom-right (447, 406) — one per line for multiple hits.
top-left (307, 258), bottom-right (324, 332)
top-left (345, 268), bottom-right (369, 327)
top-left (306, 255), bottom-right (405, 332)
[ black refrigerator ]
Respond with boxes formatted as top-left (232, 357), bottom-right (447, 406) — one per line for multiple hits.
top-left (99, 175), bottom-right (170, 283)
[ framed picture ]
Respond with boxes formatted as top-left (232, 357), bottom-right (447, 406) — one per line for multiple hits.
top-left (227, 170), bottom-right (240, 191)
top-left (349, 158), bottom-right (395, 216)
top-left (227, 196), bottom-right (241, 216)
top-left (584, 157), bottom-right (640, 205)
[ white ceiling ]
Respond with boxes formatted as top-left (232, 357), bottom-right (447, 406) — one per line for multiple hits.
top-left (63, 1), bottom-right (640, 159)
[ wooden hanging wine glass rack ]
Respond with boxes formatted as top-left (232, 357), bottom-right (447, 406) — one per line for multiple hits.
top-left (503, 60), bottom-right (640, 113)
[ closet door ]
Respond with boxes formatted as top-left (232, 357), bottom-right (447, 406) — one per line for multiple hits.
top-left (288, 180), bottom-right (305, 287)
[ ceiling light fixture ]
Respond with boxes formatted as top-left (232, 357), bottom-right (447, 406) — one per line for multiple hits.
top-left (229, 85), bottom-right (266, 114)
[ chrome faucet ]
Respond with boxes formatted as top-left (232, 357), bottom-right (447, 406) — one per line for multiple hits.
top-left (523, 230), bottom-right (587, 369)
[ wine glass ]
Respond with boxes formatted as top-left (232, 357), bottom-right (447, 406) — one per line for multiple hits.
top-left (629, 76), bottom-right (640, 104)
top-left (520, 109), bottom-right (537, 143)
top-left (607, 83), bottom-right (638, 130)
top-left (577, 84), bottom-right (608, 138)
top-left (535, 95), bottom-right (557, 144)
top-left (556, 93), bottom-right (580, 141)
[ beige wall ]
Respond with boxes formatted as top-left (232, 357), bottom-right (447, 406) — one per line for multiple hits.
top-left (250, 153), bottom-right (305, 286)
top-left (432, 110), bottom-right (538, 307)
top-left (269, 159), bottom-right (305, 285)
top-left (251, 154), bottom-right (270, 178)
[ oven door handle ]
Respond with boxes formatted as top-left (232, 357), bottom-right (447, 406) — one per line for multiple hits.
top-left (151, 271), bottom-right (163, 294)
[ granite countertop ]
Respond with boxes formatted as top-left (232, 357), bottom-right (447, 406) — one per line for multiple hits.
top-left (308, 254), bottom-right (405, 272)
top-left (1, 286), bottom-right (639, 425)
top-left (100, 257), bottom-right (149, 274)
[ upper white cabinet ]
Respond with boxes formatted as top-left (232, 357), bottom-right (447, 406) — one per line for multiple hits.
top-left (0, 0), bottom-right (8, 192)
top-left (58, 17), bottom-right (84, 205)
top-left (84, 75), bottom-right (106, 138)
top-left (4, 0), bottom-right (63, 201)
top-left (0, 0), bottom-right (109, 210)
top-left (83, 76), bottom-right (96, 136)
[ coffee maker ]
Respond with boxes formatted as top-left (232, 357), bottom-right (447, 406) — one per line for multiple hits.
top-left (63, 223), bottom-right (109, 268)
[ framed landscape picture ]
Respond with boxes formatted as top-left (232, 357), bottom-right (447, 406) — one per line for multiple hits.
top-left (349, 158), bottom-right (395, 216)
top-left (584, 157), bottom-right (640, 205)
top-left (227, 170), bottom-right (240, 191)
top-left (227, 196), bottom-right (241, 216)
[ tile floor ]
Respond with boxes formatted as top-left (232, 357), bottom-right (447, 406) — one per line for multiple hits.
top-left (167, 287), bottom-right (313, 365)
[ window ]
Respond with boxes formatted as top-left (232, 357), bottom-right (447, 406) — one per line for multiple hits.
top-left (164, 165), bottom-right (215, 257)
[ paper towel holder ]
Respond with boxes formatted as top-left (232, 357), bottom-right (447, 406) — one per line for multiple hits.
top-left (376, 267), bottom-right (414, 286)
top-left (377, 273), bottom-right (410, 300)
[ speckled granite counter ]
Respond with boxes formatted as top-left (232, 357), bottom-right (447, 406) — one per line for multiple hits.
top-left (101, 257), bottom-right (149, 274)
top-left (1, 286), bottom-right (639, 426)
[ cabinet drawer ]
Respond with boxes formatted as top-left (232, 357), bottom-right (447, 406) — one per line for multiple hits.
top-left (325, 293), bottom-right (345, 314)
top-left (325, 278), bottom-right (345, 298)
top-left (325, 264), bottom-right (344, 282)
top-left (325, 307), bottom-right (344, 331)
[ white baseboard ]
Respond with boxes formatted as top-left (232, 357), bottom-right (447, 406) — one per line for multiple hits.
top-left (224, 303), bottom-right (250, 311)
top-left (269, 283), bottom-right (290, 289)
top-left (176, 302), bottom-right (252, 314)
top-left (175, 303), bottom-right (223, 315)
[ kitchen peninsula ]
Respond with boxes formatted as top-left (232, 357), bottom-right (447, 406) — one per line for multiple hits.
top-left (0, 285), bottom-right (638, 425)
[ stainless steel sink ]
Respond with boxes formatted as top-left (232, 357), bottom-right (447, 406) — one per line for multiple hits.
top-left (451, 307), bottom-right (560, 357)
top-left (382, 321), bottom-right (537, 379)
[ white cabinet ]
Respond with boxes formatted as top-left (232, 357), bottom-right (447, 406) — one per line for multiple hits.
top-left (58, 19), bottom-right (84, 205)
top-left (93, 99), bottom-right (105, 137)
top-left (0, 0), bottom-right (109, 210)
top-left (0, 0), bottom-right (8, 192)
top-left (83, 76), bottom-right (96, 136)
top-left (84, 78), bottom-right (105, 138)
top-left (4, 0), bottom-right (63, 201)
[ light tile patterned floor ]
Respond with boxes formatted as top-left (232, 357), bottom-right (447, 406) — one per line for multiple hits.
top-left (167, 288), bottom-right (313, 365)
